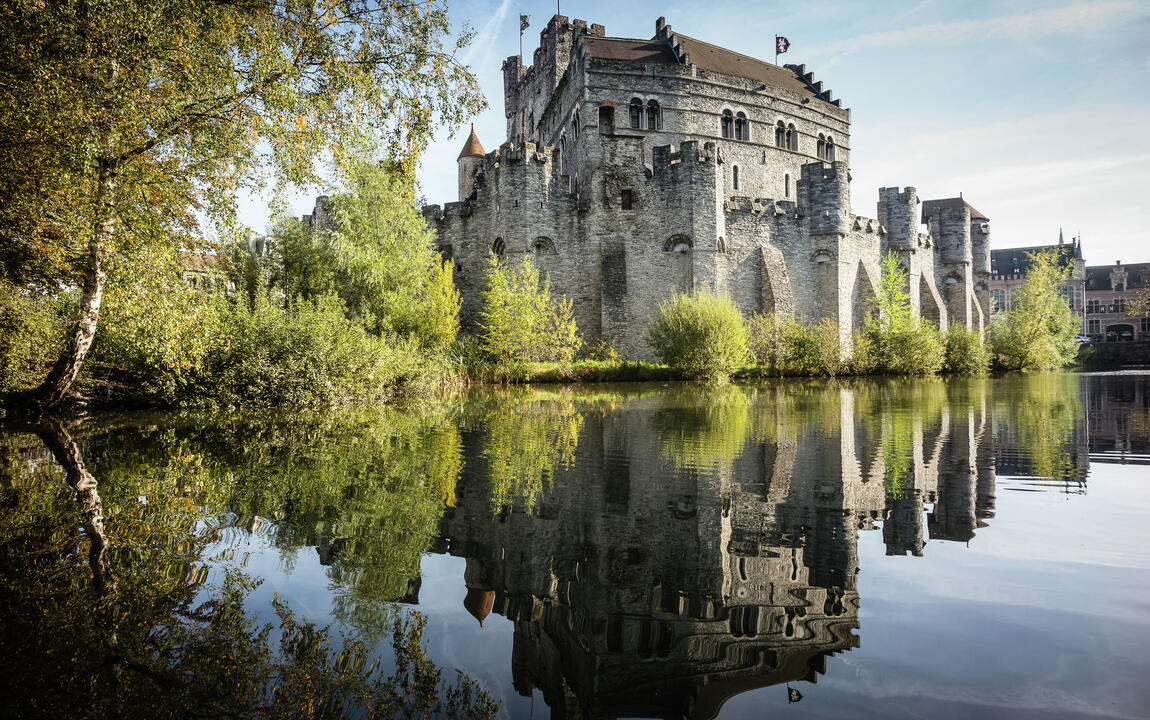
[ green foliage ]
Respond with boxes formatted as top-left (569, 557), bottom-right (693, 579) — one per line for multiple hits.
top-left (747, 313), bottom-right (842, 376)
top-left (479, 255), bottom-right (580, 375)
top-left (652, 385), bottom-right (752, 470)
top-left (854, 254), bottom-right (944, 376)
top-left (0, 280), bottom-right (70, 391)
top-left (1, 0), bottom-right (484, 403)
top-left (943, 325), bottom-right (991, 375)
top-left (271, 162), bottom-right (460, 353)
top-left (647, 290), bottom-right (749, 381)
top-left (468, 388), bottom-right (584, 512)
top-left (990, 250), bottom-right (1080, 371)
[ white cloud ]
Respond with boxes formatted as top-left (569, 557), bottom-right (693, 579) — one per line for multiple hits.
top-left (821, 1), bottom-right (1145, 56)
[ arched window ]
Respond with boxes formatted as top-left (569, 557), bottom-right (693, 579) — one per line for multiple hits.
top-left (817, 134), bottom-right (826, 160)
top-left (826, 136), bottom-right (835, 162)
top-left (664, 235), bottom-right (693, 253)
top-left (647, 99), bottom-right (661, 130)
top-left (735, 112), bottom-right (749, 141)
top-left (717, 237), bottom-right (726, 253)
top-left (784, 173), bottom-right (790, 198)
top-left (787, 123), bottom-right (797, 151)
top-left (532, 237), bottom-right (556, 255)
top-left (721, 109), bottom-right (734, 139)
top-left (732, 164), bottom-right (739, 191)
top-left (492, 237), bottom-right (505, 256)
top-left (629, 98), bottom-right (642, 129)
top-left (775, 120), bottom-right (786, 148)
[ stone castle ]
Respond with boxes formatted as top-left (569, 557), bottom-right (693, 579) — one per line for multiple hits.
top-left (421, 15), bottom-right (993, 356)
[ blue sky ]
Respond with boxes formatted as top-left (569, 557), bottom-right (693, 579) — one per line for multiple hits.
top-left (247, 0), bottom-right (1150, 265)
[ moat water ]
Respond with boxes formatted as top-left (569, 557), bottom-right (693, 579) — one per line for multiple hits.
top-left (2, 373), bottom-right (1148, 719)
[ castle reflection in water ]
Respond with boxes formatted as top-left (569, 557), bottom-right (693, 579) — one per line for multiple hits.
top-left (413, 375), bottom-right (1144, 720)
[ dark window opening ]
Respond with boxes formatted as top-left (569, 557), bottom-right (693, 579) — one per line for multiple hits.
top-left (621, 189), bottom-right (633, 210)
top-left (721, 109), bottom-right (734, 138)
top-left (732, 165), bottom-right (739, 190)
top-left (775, 120), bottom-right (786, 148)
top-left (735, 112), bottom-right (749, 141)
top-left (599, 106), bottom-right (614, 135)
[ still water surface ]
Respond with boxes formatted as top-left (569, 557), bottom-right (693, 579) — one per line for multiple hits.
top-left (2, 373), bottom-right (1148, 718)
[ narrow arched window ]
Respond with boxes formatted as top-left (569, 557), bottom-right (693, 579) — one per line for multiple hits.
top-left (629, 98), bottom-right (642, 129)
top-left (492, 237), bottom-right (505, 256)
top-left (817, 134), bottom-right (826, 160)
top-left (784, 173), bottom-right (790, 198)
top-left (775, 121), bottom-right (786, 148)
top-left (647, 100), bottom-right (660, 130)
top-left (721, 109), bottom-right (734, 139)
top-left (735, 112), bottom-right (749, 141)
top-left (732, 164), bottom-right (739, 190)
top-left (787, 123), bottom-right (797, 151)
top-left (826, 137), bottom-right (835, 162)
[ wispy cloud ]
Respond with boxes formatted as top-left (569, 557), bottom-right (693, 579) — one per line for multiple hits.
top-left (462, 0), bottom-right (513, 69)
top-left (821, 1), bottom-right (1145, 57)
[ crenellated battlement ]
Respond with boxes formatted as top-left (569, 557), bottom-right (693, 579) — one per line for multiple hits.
top-left (785, 63), bottom-right (842, 107)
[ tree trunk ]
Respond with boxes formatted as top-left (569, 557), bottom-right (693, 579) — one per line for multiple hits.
top-left (36, 416), bottom-right (115, 595)
top-left (35, 161), bottom-right (115, 408)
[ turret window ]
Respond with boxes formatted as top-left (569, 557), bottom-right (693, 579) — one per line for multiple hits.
top-left (826, 137), bottom-right (835, 161)
top-left (784, 173), bottom-right (790, 198)
top-left (775, 121), bottom-right (786, 148)
top-left (721, 109), bottom-right (734, 138)
top-left (732, 164), bottom-right (740, 191)
top-left (629, 98), bottom-right (643, 129)
top-left (647, 100), bottom-right (661, 130)
top-left (817, 134), bottom-right (826, 159)
top-left (735, 112), bottom-right (749, 141)
top-left (787, 123), bottom-right (797, 151)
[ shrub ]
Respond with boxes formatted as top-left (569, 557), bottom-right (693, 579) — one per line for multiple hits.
top-left (647, 290), bottom-right (748, 381)
top-left (479, 255), bottom-right (580, 374)
top-left (205, 293), bottom-right (435, 407)
top-left (943, 325), bottom-right (990, 374)
top-left (0, 281), bottom-right (70, 392)
top-left (748, 313), bottom-right (841, 376)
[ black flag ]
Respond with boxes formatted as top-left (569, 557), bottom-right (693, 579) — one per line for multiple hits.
top-left (520, 14), bottom-right (530, 31)
top-left (788, 686), bottom-right (803, 703)
top-left (776, 36), bottom-right (791, 55)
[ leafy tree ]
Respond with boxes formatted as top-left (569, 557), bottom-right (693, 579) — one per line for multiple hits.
top-left (856, 253), bottom-right (944, 376)
top-left (0, 0), bottom-right (483, 407)
top-left (990, 249), bottom-right (1080, 371)
top-left (647, 289), bottom-right (748, 381)
top-left (479, 254), bottom-right (580, 374)
top-left (272, 161), bottom-right (460, 352)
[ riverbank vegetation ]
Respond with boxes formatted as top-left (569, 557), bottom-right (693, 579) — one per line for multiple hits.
top-left (0, 0), bottom-right (483, 410)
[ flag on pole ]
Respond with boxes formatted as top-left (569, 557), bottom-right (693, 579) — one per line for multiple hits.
top-left (787, 686), bottom-right (803, 703)
top-left (776, 36), bottom-right (790, 55)
top-left (520, 14), bottom-right (530, 31)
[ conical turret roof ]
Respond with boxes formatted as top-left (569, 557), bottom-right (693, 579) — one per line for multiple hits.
top-left (457, 124), bottom-right (485, 160)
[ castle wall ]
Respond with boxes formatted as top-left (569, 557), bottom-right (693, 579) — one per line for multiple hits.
top-left (424, 14), bottom-right (992, 359)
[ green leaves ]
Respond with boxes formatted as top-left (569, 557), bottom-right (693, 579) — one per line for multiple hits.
top-left (647, 290), bottom-right (749, 382)
top-left (990, 250), bottom-right (1079, 371)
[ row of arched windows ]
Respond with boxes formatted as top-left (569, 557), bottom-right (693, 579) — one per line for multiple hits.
top-left (629, 98), bottom-right (662, 130)
top-left (720, 110), bottom-right (750, 141)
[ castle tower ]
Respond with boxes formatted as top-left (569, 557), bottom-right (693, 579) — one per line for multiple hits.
top-left (457, 124), bottom-right (485, 202)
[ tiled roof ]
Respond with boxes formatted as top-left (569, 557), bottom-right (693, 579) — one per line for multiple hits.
top-left (583, 34), bottom-right (820, 100)
top-left (921, 197), bottom-right (989, 223)
top-left (457, 124), bottom-right (485, 160)
top-left (181, 252), bottom-right (224, 273)
top-left (990, 244), bottom-right (1079, 277)
top-left (1084, 262), bottom-right (1150, 292)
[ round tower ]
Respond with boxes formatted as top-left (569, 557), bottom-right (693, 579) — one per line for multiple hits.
top-left (457, 124), bottom-right (485, 202)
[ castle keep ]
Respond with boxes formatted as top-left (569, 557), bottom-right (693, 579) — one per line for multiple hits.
top-left (421, 15), bottom-right (992, 356)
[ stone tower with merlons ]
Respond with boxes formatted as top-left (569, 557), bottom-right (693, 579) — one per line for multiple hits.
top-left (418, 14), bottom-right (991, 358)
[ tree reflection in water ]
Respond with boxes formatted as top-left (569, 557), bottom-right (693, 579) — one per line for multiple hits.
top-left (0, 411), bottom-right (495, 720)
top-left (0, 375), bottom-right (1094, 719)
